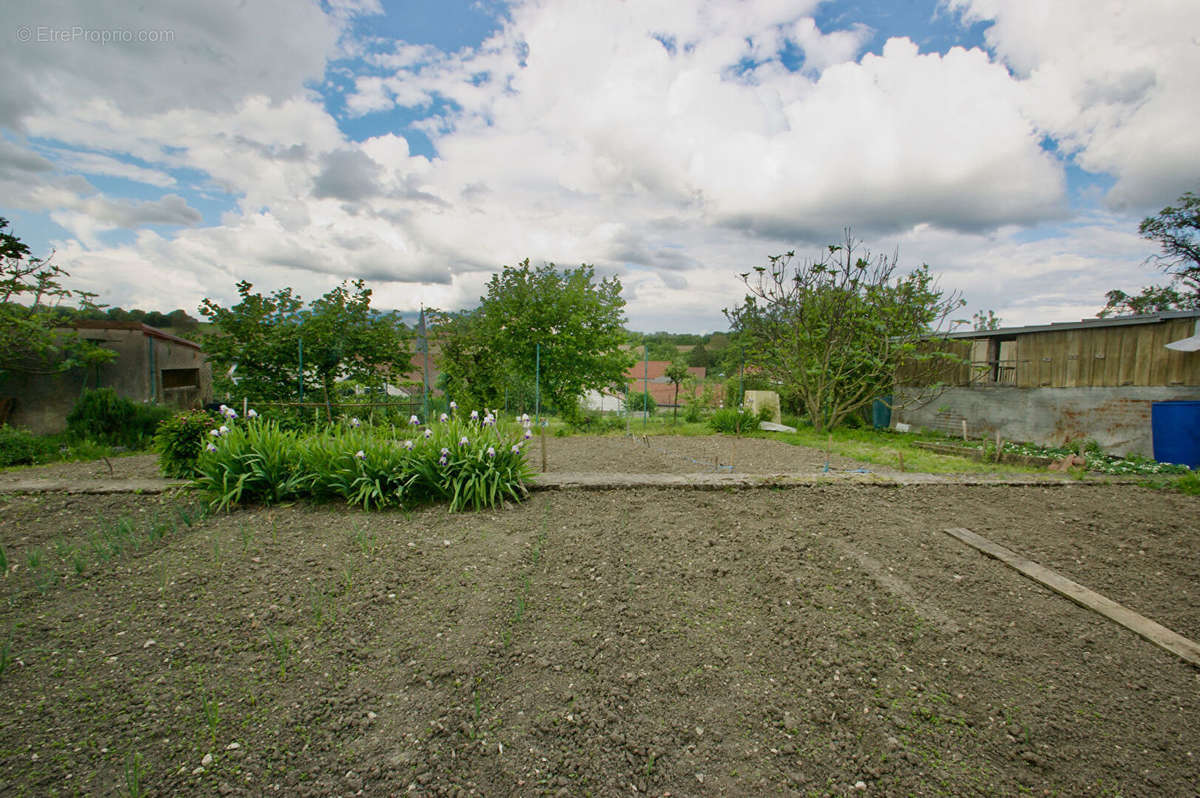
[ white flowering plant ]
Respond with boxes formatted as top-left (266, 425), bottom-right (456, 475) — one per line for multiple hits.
top-left (195, 408), bottom-right (533, 511)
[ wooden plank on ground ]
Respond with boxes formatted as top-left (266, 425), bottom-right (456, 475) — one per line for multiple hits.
top-left (944, 527), bottom-right (1200, 667)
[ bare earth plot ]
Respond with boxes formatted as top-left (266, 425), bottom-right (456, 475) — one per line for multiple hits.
top-left (0, 437), bottom-right (1197, 797)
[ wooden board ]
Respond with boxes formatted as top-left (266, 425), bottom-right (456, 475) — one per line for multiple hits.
top-left (944, 526), bottom-right (1200, 668)
top-left (1117, 325), bottom-right (1138, 386)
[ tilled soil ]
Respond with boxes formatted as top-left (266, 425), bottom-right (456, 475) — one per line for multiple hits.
top-left (0, 452), bottom-right (163, 485)
top-left (0, 450), bottom-right (1198, 797)
top-left (538, 434), bottom-right (893, 475)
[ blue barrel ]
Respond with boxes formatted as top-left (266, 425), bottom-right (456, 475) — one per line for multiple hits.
top-left (872, 395), bottom-right (893, 429)
top-left (1151, 401), bottom-right (1200, 468)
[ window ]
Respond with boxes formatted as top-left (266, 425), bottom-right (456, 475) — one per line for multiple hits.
top-left (161, 368), bottom-right (200, 391)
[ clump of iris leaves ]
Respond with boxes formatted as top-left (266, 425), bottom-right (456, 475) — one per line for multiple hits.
top-left (194, 410), bottom-right (535, 512)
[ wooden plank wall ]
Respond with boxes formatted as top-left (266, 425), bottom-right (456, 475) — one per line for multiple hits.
top-left (903, 319), bottom-right (1200, 387)
top-left (1011, 318), bottom-right (1199, 388)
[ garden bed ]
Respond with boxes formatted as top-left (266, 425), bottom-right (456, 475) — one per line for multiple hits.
top-left (1, 458), bottom-right (1197, 796)
top-left (911, 440), bottom-right (1056, 468)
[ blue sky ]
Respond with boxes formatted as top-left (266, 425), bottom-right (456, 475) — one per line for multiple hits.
top-left (2, 0), bottom-right (1197, 331)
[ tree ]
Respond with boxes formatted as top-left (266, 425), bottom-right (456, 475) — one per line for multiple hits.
top-left (1099, 285), bottom-right (1199, 317)
top-left (437, 259), bottom-right (632, 417)
top-left (1100, 189), bottom-right (1200, 316)
top-left (665, 354), bottom-right (689, 423)
top-left (686, 341), bottom-right (710, 369)
top-left (726, 233), bottom-right (964, 432)
top-left (0, 217), bottom-right (115, 379)
top-left (971, 309), bottom-right (1001, 331)
top-left (200, 279), bottom-right (410, 404)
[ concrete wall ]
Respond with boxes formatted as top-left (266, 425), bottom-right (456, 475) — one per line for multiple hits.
top-left (893, 385), bottom-right (1200, 457)
top-left (744, 390), bottom-right (781, 423)
top-left (1, 328), bottom-right (211, 435)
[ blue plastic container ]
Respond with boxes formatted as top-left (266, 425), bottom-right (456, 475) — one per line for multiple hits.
top-left (872, 395), bottom-right (893, 429)
top-left (1151, 400), bottom-right (1200, 468)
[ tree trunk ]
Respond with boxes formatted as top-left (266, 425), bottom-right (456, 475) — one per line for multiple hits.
top-left (672, 383), bottom-right (679, 423)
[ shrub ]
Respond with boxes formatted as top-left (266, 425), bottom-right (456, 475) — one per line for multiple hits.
top-left (565, 409), bottom-right (624, 433)
top-left (707, 408), bottom-right (758, 434)
top-left (1177, 471), bottom-right (1200, 496)
top-left (66, 389), bottom-right (172, 448)
top-left (627, 391), bottom-right (657, 415)
top-left (153, 410), bottom-right (219, 478)
top-left (0, 425), bottom-right (59, 467)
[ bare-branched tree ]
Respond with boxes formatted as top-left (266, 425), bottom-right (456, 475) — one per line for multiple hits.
top-left (726, 232), bottom-right (965, 432)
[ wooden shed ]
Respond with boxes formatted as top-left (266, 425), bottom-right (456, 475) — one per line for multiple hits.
top-left (893, 310), bottom-right (1200, 456)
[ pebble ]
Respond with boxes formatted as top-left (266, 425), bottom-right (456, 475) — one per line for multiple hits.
top-left (854, 781), bottom-right (867, 791)
top-left (143, 639), bottom-right (156, 648)
top-left (225, 742), bottom-right (241, 751)
top-left (201, 753), bottom-right (213, 766)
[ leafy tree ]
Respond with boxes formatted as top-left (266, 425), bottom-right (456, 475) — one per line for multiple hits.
top-left (1099, 285), bottom-right (1198, 317)
top-left (0, 217), bottom-right (115, 379)
top-left (971, 309), bottom-right (1001, 331)
top-left (437, 259), bottom-right (632, 417)
top-left (200, 279), bottom-right (410, 405)
top-left (1140, 190), bottom-right (1200, 289)
top-left (645, 340), bottom-right (680, 361)
top-left (686, 341), bottom-right (710, 369)
top-left (726, 233), bottom-right (964, 432)
top-left (665, 354), bottom-right (690, 423)
top-left (1101, 189), bottom-right (1200, 316)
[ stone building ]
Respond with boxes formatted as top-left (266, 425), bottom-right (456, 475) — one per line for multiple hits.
top-left (0, 321), bottom-right (211, 434)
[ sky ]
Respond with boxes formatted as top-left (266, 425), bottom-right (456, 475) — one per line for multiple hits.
top-left (2, 0), bottom-right (1198, 334)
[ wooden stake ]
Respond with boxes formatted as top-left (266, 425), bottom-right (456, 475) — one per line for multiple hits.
top-left (540, 424), bottom-right (548, 473)
top-left (944, 527), bottom-right (1200, 667)
top-left (961, 419), bottom-right (968, 441)
top-left (995, 431), bottom-right (1002, 463)
top-left (897, 450), bottom-right (905, 472)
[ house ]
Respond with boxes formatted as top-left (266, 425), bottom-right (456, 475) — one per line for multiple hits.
top-left (582, 361), bottom-right (710, 411)
top-left (892, 310), bottom-right (1200, 456)
top-left (1, 321), bottom-right (212, 434)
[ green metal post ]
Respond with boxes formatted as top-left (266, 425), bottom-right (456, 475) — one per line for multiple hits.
top-left (298, 338), bottom-right (304, 401)
top-left (535, 343), bottom-right (540, 425)
top-left (419, 306), bottom-right (430, 422)
top-left (643, 345), bottom-right (648, 427)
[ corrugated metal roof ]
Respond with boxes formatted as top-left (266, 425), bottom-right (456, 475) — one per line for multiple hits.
top-left (944, 309), bottom-right (1200, 339)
